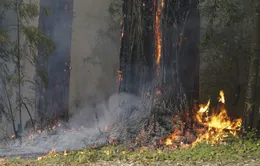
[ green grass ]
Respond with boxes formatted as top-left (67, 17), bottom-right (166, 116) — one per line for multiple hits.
top-left (1, 137), bottom-right (260, 166)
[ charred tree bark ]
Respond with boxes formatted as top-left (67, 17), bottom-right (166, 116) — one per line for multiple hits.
top-left (117, 0), bottom-right (200, 144)
top-left (119, 0), bottom-right (200, 107)
top-left (119, 0), bottom-right (154, 95)
top-left (243, 1), bottom-right (260, 131)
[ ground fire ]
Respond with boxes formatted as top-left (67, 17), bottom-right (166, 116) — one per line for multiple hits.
top-left (165, 90), bottom-right (242, 147)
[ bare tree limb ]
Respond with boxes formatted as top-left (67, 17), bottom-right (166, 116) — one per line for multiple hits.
top-left (0, 72), bottom-right (17, 138)
top-left (21, 101), bottom-right (35, 131)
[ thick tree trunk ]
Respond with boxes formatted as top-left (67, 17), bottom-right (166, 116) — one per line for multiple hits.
top-left (243, 1), bottom-right (260, 131)
top-left (119, 0), bottom-right (200, 108)
top-left (117, 0), bottom-right (200, 144)
top-left (37, 0), bottom-right (73, 125)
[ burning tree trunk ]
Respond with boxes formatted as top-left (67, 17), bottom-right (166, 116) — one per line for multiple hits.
top-left (243, 1), bottom-right (260, 131)
top-left (116, 0), bottom-right (200, 145)
top-left (119, 0), bottom-right (200, 107)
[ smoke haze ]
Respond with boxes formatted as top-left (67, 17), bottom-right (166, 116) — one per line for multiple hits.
top-left (0, 92), bottom-right (148, 156)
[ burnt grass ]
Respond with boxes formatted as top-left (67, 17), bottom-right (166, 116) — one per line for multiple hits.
top-left (1, 136), bottom-right (260, 166)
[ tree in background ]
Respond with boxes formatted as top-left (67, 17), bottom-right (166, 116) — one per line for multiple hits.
top-left (243, 1), bottom-right (260, 131)
top-left (199, 0), bottom-right (254, 118)
top-left (197, 0), bottom-right (260, 130)
top-left (0, 0), bottom-right (55, 138)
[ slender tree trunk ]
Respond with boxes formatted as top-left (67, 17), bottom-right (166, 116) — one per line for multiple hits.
top-left (243, 1), bottom-right (260, 131)
top-left (16, 0), bottom-right (22, 135)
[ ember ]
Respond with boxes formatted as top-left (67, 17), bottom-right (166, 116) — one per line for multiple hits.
top-left (37, 148), bottom-right (57, 161)
top-left (117, 70), bottom-right (122, 84)
top-left (156, 89), bottom-right (161, 95)
top-left (121, 27), bottom-right (124, 38)
top-left (9, 135), bottom-right (15, 139)
top-left (104, 125), bottom-right (110, 131)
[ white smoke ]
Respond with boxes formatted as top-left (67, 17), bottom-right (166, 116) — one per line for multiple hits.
top-left (0, 92), bottom-right (148, 157)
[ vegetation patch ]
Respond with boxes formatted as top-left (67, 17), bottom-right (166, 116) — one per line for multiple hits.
top-left (1, 137), bottom-right (260, 166)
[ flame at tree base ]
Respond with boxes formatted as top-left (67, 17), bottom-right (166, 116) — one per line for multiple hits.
top-left (165, 90), bottom-right (242, 147)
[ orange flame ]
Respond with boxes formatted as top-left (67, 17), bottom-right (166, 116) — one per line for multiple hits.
top-left (165, 90), bottom-right (242, 147)
top-left (63, 150), bottom-right (67, 156)
top-left (37, 148), bottom-right (57, 161)
top-left (121, 27), bottom-right (124, 39)
top-left (218, 90), bottom-right (225, 104)
top-left (161, 0), bottom-right (165, 9)
top-left (155, 1), bottom-right (163, 67)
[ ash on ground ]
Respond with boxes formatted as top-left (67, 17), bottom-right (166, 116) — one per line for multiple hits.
top-left (0, 93), bottom-right (151, 157)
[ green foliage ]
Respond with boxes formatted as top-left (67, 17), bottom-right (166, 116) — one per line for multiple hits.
top-left (0, 27), bottom-right (12, 62)
top-left (19, 1), bottom-right (39, 22)
top-left (0, 0), bottom-right (55, 82)
top-left (0, 0), bottom-right (55, 134)
top-left (2, 137), bottom-right (260, 165)
top-left (0, 0), bottom-right (13, 9)
top-left (0, 1), bottom-right (55, 82)
top-left (36, 68), bottom-right (49, 88)
top-left (21, 25), bottom-right (55, 59)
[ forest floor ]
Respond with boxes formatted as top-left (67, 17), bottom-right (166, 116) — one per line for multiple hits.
top-left (1, 137), bottom-right (260, 166)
